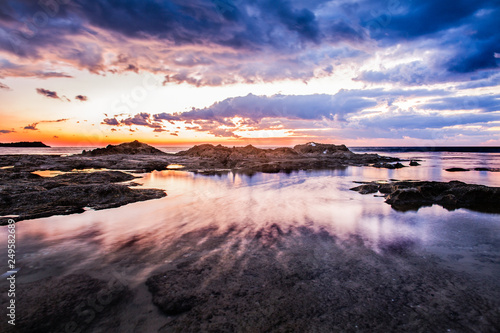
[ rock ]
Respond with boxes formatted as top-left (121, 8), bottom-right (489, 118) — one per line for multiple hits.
top-left (474, 167), bottom-right (500, 172)
top-left (0, 141), bottom-right (50, 147)
top-left (81, 140), bottom-right (167, 156)
top-left (409, 160), bottom-right (420, 166)
top-left (373, 162), bottom-right (405, 169)
top-left (0, 170), bottom-right (166, 224)
top-left (146, 269), bottom-right (209, 315)
top-left (385, 188), bottom-right (430, 209)
top-left (445, 168), bottom-right (470, 172)
top-left (351, 180), bottom-right (500, 213)
top-left (0, 274), bottom-right (129, 333)
top-left (144, 225), bottom-right (500, 332)
top-left (177, 143), bottom-right (398, 171)
top-left (293, 142), bottom-right (351, 155)
top-left (350, 184), bottom-right (381, 194)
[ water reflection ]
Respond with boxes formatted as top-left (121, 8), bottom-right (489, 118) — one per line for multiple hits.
top-left (3, 166), bottom-right (499, 286)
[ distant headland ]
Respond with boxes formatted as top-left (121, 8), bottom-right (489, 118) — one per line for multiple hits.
top-left (0, 141), bottom-right (50, 147)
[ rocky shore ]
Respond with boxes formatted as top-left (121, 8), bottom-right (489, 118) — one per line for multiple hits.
top-left (0, 140), bottom-right (412, 222)
top-left (350, 180), bottom-right (500, 213)
top-left (0, 140), bottom-right (403, 175)
top-left (0, 169), bottom-right (166, 224)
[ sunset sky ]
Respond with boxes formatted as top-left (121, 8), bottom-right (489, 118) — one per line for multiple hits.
top-left (0, 0), bottom-right (499, 147)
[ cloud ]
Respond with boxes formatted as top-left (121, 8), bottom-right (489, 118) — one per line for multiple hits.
top-left (36, 89), bottom-right (58, 99)
top-left (41, 118), bottom-right (69, 123)
top-left (0, 129), bottom-right (15, 134)
top-left (23, 123), bottom-right (38, 130)
top-left (102, 113), bottom-right (163, 130)
top-left (155, 92), bottom-right (377, 125)
top-left (148, 88), bottom-right (457, 137)
top-left (0, 0), bottom-right (498, 93)
top-left (0, 82), bottom-right (10, 90)
top-left (75, 95), bottom-right (88, 101)
top-left (420, 95), bottom-right (500, 112)
top-left (21, 119), bottom-right (68, 131)
top-left (102, 118), bottom-right (120, 126)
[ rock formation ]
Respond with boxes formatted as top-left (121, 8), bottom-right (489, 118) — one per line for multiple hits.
top-left (351, 180), bottom-right (500, 213)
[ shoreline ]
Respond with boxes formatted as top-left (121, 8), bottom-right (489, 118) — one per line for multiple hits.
top-left (1, 141), bottom-right (500, 223)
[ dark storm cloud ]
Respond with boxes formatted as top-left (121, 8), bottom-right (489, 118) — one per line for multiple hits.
top-left (1, 0), bottom-right (498, 86)
top-left (357, 0), bottom-right (500, 76)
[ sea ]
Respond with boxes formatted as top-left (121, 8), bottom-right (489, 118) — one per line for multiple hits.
top-left (1, 146), bottom-right (499, 330)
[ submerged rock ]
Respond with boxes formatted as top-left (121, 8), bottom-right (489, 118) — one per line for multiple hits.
top-left (0, 274), bottom-right (130, 333)
top-left (351, 180), bottom-right (500, 213)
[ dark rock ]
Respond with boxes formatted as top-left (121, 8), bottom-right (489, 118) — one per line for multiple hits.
top-left (0, 274), bottom-right (129, 333)
top-left (0, 141), bottom-right (49, 147)
top-left (293, 142), bottom-right (351, 155)
top-left (177, 142), bottom-right (398, 171)
top-left (350, 184), bottom-right (380, 194)
top-left (474, 167), bottom-right (500, 172)
top-left (385, 188), bottom-right (430, 210)
top-left (373, 162), bottom-right (405, 169)
top-left (445, 168), bottom-right (470, 172)
top-left (409, 160), bottom-right (420, 166)
top-left (145, 225), bottom-right (500, 332)
top-left (351, 180), bottom-right (500, 213)
top-left (81, 140), bottom-right (167, 156)
top-left (0, 170), bottom-right (166, 224)
top-left (146, 270), bottom-right (208, 315)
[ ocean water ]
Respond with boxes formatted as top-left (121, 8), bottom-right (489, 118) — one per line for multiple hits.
top-left (1, 149), bottom-right (499, 330)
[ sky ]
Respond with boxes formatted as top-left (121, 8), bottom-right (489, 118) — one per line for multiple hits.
top-left (0, 0), bottom-right (499, 147)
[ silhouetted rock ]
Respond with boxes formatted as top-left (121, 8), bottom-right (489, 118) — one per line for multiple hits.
top-left (0, 141), bottom-right (50, 147)
top-left (474, 167), bottom-right (500, 172)
top-left (446, 168), bottom-right (470, 172)
top-left (351, 180), bottom-right (500, 213)
top-left (81, 140), bottom-right (167, 156)
top-left (409, 160), bottom-right (420, 166)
